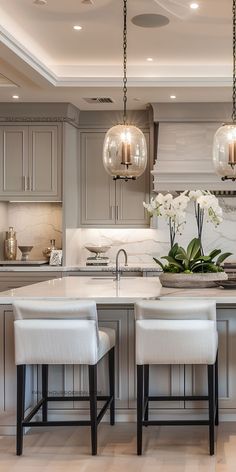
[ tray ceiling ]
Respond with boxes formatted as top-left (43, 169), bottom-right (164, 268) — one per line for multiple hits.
top-left (0, 0), bottom-right (233, 109)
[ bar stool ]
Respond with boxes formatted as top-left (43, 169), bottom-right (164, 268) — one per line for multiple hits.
top-left (13, 299), bottom-right (115, 456)
top-left (135, 300), bottom-right (218, 456)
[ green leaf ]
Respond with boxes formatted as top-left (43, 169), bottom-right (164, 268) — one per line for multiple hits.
top-left (192, 262), bottom-right (219, 273)
top-left (208, 249), bottom-right (222, 260)
top-left (168, 243), bottom-right (180, 258)
top-left (161, 256), bottom-right (184, 270)
top-left (153, 257), bottom-right (164, 270)
top-left (197, 256), bottom-right (211, 262)
top-left (216, 252), bottom-right (233, 266)
top-left (186, 238), bottom-right (201, 260)
top-left (175, 247), bottom-right (188, 260)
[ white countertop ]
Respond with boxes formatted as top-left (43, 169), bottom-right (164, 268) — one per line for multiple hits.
top-left (0, 276), bottom-right (236, 305)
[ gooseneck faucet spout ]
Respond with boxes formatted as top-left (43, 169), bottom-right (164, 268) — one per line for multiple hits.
top-left (115, 249), bottom-right (128, 281)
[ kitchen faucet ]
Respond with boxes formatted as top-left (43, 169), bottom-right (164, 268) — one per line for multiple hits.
top-left (115, 249), bottom-right (128, 281)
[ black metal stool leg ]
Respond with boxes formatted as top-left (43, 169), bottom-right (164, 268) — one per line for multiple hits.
top-left (16, 365), bottom-right (26, 456)
top-left (215, 354), bottom-right (219, 426)
top-left (89, 364), bottom-right (97, 455)
top-left (208, 364), bottom-right (215, 455)
top-left (144, 365), bottom-right (149, 423)
top-left (137, 365), bottom-right (144, 455)
top-left (108, 347), bottom-right (115, 425)
top-left (42, 364), bottom-right (48, 422)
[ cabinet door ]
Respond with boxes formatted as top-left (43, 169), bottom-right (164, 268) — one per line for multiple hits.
top-left (0, 126), bottom-right (28, 196)
top-left (115, 132), bottom-right (150, 227)
top-left (28, 126), bottom-right (60, 198)
top-left (80, 132), bottom-right (116, 225)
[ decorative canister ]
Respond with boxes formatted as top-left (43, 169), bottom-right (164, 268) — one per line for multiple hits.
top-left (42, 239), bottom-right (57, 260)
top-left (4, 227), bottom-right (17, 260)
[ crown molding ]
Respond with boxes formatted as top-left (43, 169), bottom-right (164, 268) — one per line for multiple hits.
top-left (0, 25), bottom-right (57, 85)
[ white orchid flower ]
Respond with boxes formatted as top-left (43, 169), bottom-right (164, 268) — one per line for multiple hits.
top-left (189, 190), bottom-right (203, 200)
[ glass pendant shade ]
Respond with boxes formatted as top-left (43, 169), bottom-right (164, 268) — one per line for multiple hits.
top-left (213, 124), bottom-right (236, 180)
top-left (103, 124), bottom-right (147, 179)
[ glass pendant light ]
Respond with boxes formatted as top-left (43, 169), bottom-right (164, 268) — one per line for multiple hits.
top-left (213, 0), bottom-right (236, 181)
top-left (103, 0), bottom-right (147, 181)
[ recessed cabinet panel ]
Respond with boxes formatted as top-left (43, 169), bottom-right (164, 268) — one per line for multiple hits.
top-left (116, 132), bottom-right (149, 226)
top-left (81, 132), bottom-right (115, 225)
top-left (0, 124), bottom-right (61, 201)
top-left (80, 130), bottom-right (150, 227)
top-left (29, 126), bottom-right (58, 195)
top-left (1, 126), bottom-right (28, 193)
top-left (116, 170), bottom-right (149, 225)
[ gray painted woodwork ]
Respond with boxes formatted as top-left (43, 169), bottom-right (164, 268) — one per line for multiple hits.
top-left (0, 124), bottom-right (61, 201)
top-left (0, 303), bottom-right (236, 433)
top-left (79, 130), bottom-right (150, 227)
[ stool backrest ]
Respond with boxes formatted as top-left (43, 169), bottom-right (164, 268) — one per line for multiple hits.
top-left (13, 300), bottom-right (99, 365)
top-left (135, 300), bottom-right (218, 365)
top-left (135, 300), bottom-right (216, 323)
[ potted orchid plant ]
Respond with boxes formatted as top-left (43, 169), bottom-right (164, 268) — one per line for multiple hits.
top-left (144, 191), bottom-right (231, 288)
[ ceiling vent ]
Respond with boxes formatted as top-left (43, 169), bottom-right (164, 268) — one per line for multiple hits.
top-left (83, 97), bottom-right (114, 104)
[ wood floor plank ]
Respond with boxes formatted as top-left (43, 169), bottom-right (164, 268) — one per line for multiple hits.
top-left (1, 422), bottom-right (236, 471)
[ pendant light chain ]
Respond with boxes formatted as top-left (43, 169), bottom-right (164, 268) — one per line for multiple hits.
top-left (123, 0), bottom-right (127, 125)
top-left (232, 0), bottom-right (236, 121)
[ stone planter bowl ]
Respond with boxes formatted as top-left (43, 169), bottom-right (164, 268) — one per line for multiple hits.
top-left (159, 271), bottom-right (228, 288)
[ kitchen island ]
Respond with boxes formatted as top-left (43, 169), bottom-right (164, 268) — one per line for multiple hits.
top-left (1, 275), bottom-right (236, 434)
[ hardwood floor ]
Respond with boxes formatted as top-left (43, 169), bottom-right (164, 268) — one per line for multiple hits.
top-left (0, 422), bottom-right (235, 472)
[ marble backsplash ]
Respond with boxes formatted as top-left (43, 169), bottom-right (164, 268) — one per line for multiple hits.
top-left (66, 197), bottom-right (236, 266)
top-left (0, 202), bottom-right (62, 261)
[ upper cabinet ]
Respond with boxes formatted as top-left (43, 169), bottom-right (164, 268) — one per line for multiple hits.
top-left (0, 124), bottom-right (61, 201)
top-left (80, 130), bottom-right (150, 227)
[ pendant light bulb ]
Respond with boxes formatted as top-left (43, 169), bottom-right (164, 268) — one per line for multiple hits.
top-left (213, 0), bottom-right (236, 181)
top-left (103, 0), bottom-right (147, 180)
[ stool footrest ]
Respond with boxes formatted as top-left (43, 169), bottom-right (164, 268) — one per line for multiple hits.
top-left (143, 420), bottom-right (209, 426)
top-left (23, 395), bottom-right (113, 428)
top-left (147, 395), bottom-right (209, 402)
top-left (46, 395), bottom-right (110, 402)
top-left (23, 420), bottom-right (91, 427)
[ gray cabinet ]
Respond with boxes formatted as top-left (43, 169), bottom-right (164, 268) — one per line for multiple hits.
top-left (0, 124), bottom-right (61, 201)
top-left (80, 130), bottom-right (150, 227)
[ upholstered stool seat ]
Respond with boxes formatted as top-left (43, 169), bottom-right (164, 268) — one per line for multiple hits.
top-left (135, 300), bottom-right (218, 456)
top-left (13, 300), bottom-right (116, 456)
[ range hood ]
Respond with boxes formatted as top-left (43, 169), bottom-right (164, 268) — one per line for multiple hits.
top-left (150, 103), bottom-right (236, 192)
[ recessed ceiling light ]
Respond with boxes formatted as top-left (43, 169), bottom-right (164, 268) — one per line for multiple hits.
top-left (190, 3), bottom-right (199, 9)
top-left (147, 57), bottom-right (153, 62)
top-left (33, 0), bottom-right (47, 5)
top-left (73, 25), bottom-right (82, 30)
top-left (170, 95), bottom-right (176, 99)
top-left (12, 95), bottom-right (19, 99)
